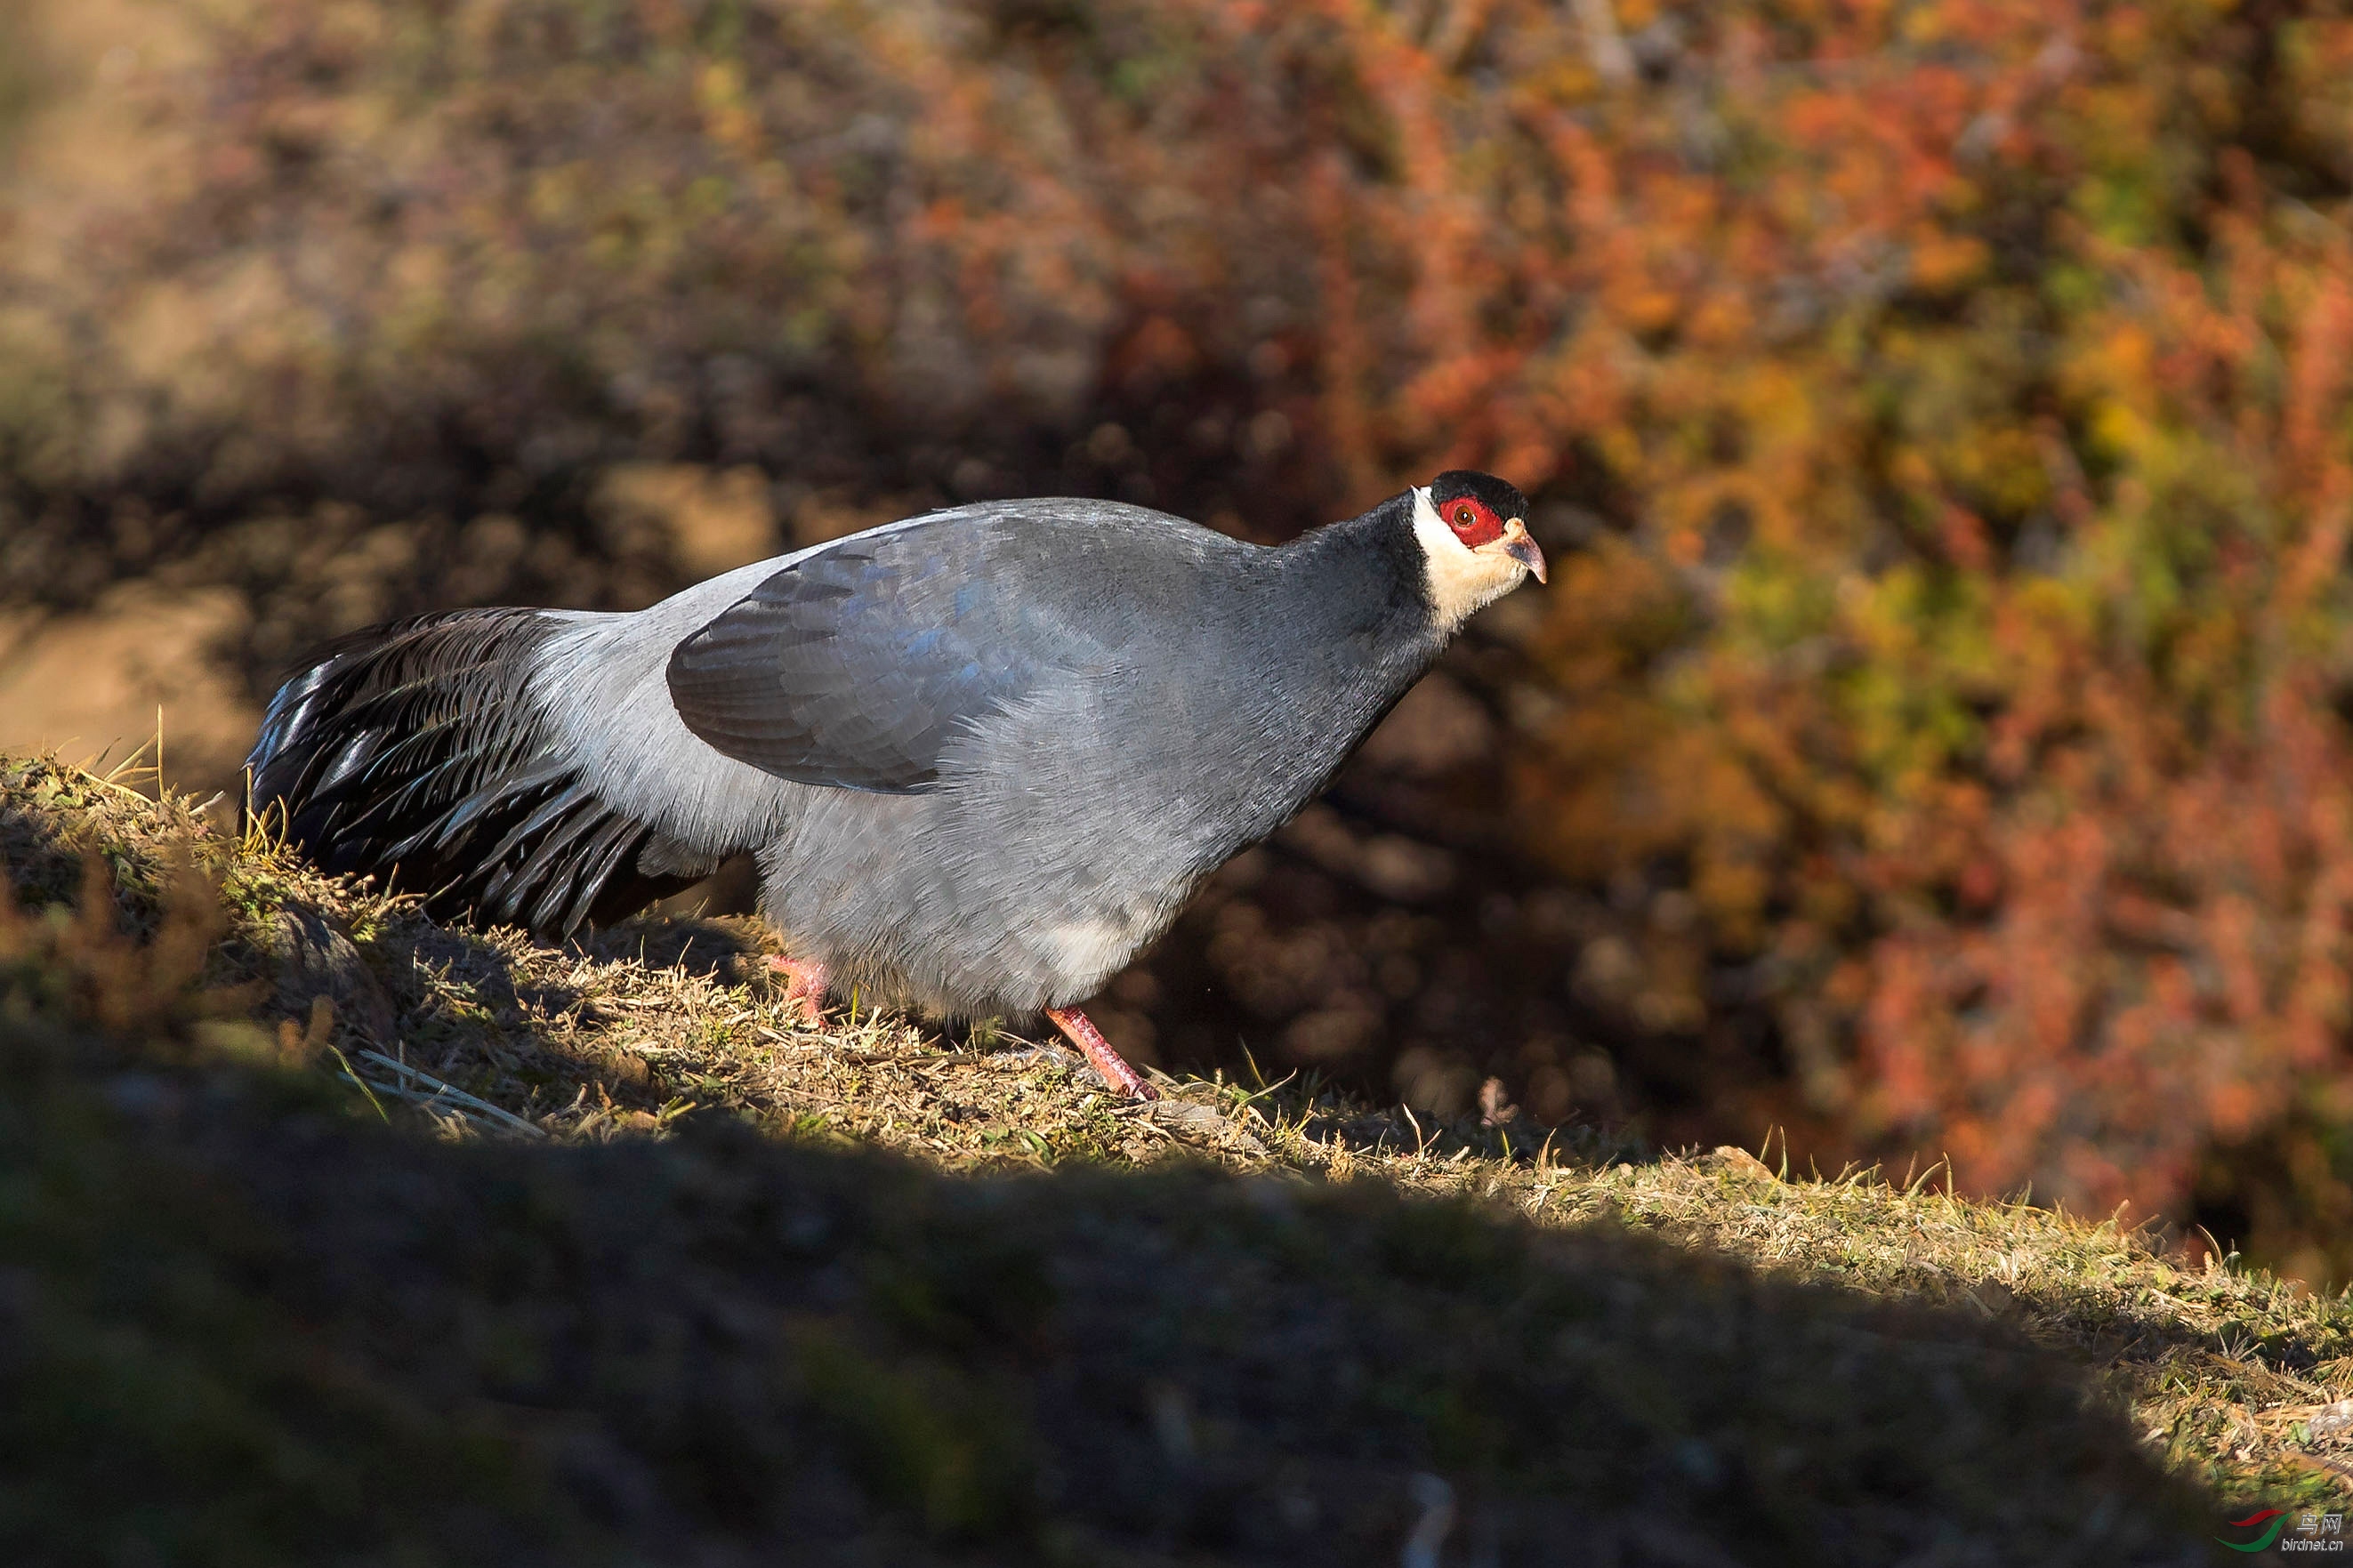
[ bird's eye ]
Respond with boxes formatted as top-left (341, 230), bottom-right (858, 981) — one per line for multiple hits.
top-left (1455, 508), bottom-right (1473, 527)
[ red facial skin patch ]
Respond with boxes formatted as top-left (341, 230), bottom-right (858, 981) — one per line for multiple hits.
top-left (1439, 495), bottom-right (1506, 547)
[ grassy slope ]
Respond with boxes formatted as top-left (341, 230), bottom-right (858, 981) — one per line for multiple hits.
top-left (0, 754), bottom-right (2339, 1563)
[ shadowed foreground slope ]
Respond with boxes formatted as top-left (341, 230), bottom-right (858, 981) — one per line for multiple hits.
top-left (0, 756), bottom-right (2272, 1563)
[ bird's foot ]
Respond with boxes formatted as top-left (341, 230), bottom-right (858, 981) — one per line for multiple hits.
top-left (768, 954), bottom-right (831, 1025)
top-left (1045, 1006), bottom-right (1161, 1101)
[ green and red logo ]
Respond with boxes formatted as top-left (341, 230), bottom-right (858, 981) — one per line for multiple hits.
top-left (2219, 1508), bottom-right (2288, 1552)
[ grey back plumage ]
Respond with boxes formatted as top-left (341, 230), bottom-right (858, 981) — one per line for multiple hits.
top-left (667, 506), bottom-right (1140, 792)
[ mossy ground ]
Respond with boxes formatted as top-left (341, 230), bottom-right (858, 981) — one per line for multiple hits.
top-left (0, 752), bottom-right (2335, 1563)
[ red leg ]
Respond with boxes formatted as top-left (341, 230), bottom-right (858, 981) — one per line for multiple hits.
top-left (1046, 1006), bottom-right (1160, 1101)
top-left (768, 954), bottom-right (830, 1025)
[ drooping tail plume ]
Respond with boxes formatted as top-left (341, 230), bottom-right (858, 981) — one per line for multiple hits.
top-left (246, 610), bottom-right (716, 936)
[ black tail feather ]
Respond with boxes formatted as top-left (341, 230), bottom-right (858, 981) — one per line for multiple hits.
top-left (246, 611), bottom-right (711, 937)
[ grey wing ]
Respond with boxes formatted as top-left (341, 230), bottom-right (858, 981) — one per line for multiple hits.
top-left (665, 514), bottom-right (1110, 793)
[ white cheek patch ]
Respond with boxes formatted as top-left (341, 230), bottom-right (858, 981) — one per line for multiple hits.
top-left (1411, 486), bottom-right (1529, 632)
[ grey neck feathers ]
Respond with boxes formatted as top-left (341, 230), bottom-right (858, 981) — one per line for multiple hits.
top-left (1161, 495), bottom-right (1446, 841)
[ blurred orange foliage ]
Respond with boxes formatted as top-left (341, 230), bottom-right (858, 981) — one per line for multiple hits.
top-left (12, 0), bottom-right (2353, 1273)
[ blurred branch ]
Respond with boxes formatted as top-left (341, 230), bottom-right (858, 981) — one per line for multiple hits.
top-left (1572, 0), bottom-right (1636, 86)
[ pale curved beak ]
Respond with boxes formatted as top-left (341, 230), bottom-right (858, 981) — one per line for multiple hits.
top-left (1501, 517), bottom-right (1547, 583)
